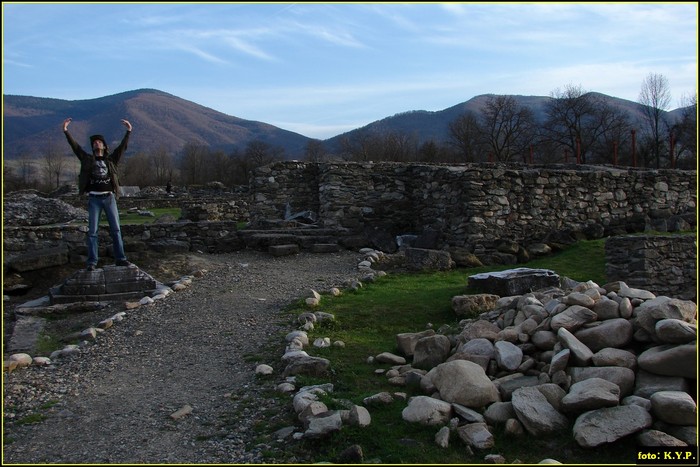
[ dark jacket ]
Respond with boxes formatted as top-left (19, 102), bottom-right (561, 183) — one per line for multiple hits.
top-left (64, 130), bottom-right (131, 197)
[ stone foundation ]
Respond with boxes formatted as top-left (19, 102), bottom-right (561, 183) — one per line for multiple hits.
top-left (606, 234), bottom-right (697, 301)
top-left (250, 161), bottom-right (696, 260)
top-left (49, 264), bottom-right (159, 304)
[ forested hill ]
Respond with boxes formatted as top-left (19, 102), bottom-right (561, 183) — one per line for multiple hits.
top-left (4, 88), bottom-right (689, 161)
top-left (3, 89), bottom-right (312, 159)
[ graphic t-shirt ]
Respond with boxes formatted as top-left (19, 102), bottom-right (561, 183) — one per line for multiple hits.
top-left (87, 157), bottom-right (114, 193)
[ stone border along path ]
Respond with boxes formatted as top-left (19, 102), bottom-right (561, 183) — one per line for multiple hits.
top-left (3, 248), bottom-right (373, 464)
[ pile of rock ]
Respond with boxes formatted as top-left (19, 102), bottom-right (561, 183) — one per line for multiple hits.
top-left (261, 251), bottom-right (696, 462)
top-left (384, 278), bottom-right (697, 452)
top-left (3, 191), bottom-right (87, 226)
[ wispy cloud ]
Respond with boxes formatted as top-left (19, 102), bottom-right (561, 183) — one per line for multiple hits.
top-left (3, 2), bottom-right (696, 140)
top-left (295, 22), bottom-right (367, 48)
top-left (198, 29), bottom-right (277, 61)
top-left (122, 13), bottom-right (188, 28)
top-left (176, 43), bottom-right (230, 65)
top-left (2, 58), bottom-right (33, 68)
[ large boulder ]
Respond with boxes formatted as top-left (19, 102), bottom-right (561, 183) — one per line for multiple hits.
top-left (468, 268), bottom-right (560, 296)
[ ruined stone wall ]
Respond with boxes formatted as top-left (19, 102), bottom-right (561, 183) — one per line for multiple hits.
top-left (248, 162), bottom-right (319, 223)
top-left (3, 221), bottom-right (243, 272)
top-left (606, 234), bottom-right (697, 301)
top-left (4, 161), bottom-right (696, 286)
top-left (317, 162), bottom-right (415, 232)
top-left (179, 200), bottom-right (249, 222)
top-left (60, 196), bottom-right (250, 221)
top-left (250, 161), bottom-right (696, 259)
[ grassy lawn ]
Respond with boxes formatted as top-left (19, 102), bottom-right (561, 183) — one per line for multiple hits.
top-left (254, 238), bottom-right (642, 464)
top-left (104, 207), bottom-right (181, 225)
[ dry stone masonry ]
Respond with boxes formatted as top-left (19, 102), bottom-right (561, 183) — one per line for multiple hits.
top-left (250, 161), bottom-right (696, 261)
top-left (606, 234), bottom-right (697, 301)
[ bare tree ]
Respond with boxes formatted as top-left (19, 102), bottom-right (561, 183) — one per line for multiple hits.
top-left (180, 142), bottom-right (210, 185)
top-left (342, 129), bottom-right (420, 162)
top-left (121, 152), bottom-right (152, 187)
top-left (448, 111), bottom-right (483, 162)
top-left (339, 131), bottom-right (385, 162)
top-left (3, 165), bottom-right (19, 194)
top-left (672, 92), bottom-right (697, 169)
top-left (304, 139), bottom-right (328, 162)
top-left (585, 97), bottom-right (633, 164)
top-left (150, 145), bottom-right (175, 186)
top-left (203, 149), bottom-right (234, 186)
top-left (385, 131), bottom-right (418, 161)
top-left (43, 139), bottom-right (67, 190)
top-left (226, 147), bottom-right (253, 186)
top-left (18, 152), bottom-right (38, 189)
top-left (481, 95), bottom-right (536, 162)
top-left (639, 72), bottom-right (671, 168)
top-left (542, 85), bottom-right (597, 163)
top-left (304, 139), bottom-right (327, 162)
top-left (244, 140), bottom-right (284, 167)
top-left (415, 140), bottom-right (457, 163)
top-left (2, 157), bottom-right (37, 193)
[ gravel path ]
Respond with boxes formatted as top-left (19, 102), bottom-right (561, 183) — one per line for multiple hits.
top-left (3, 249), bottom-right (365, 464)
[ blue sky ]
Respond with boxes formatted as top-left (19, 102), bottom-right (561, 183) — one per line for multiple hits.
top-left (3, 2), bottom-right (697, 139)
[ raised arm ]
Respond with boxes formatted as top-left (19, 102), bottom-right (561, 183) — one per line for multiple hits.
top-left (111, 119), bottom-right (133, 163)
top-left (62, 117), bottom-right (89, 159)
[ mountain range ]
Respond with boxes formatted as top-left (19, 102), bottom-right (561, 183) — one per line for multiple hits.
top-left (2, 88), bottom-right (686, 160)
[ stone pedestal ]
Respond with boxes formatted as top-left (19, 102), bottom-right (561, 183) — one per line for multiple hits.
top-left (49, 264), bottom-right (159, 304)
top-left (468, 268), bottom-right (561, 296)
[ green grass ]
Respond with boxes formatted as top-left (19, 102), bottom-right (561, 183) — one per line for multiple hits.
top-left (104, 207), bottom-right (181, 225)
top-left (258, 238), bottom-right (639, 464)
top-left (33, 331), bottom-right (64, 357)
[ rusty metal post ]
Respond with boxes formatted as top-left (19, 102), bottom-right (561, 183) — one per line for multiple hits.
top-left (669, 131), bottom-right (675, 169)
top-left (631, 129), bottom-right (637, 167)
top-left (576, 138), bottom-right (581, 164)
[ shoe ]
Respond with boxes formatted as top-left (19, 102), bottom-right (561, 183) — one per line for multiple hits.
top-left (115, 260), bottom-right (133, 267)
top-left (86, 264), bottom-right (96, 271)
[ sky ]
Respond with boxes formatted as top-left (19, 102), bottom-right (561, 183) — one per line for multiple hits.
top-left (2, 2), bottom-right (698, 140)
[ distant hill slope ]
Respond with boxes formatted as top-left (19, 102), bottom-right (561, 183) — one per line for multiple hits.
top-left (322, 92), bottom-right (681, 153)
top-left (3, 88), bottom-right (686, 160)
top-left (3, 89), bottom-right (312, 159)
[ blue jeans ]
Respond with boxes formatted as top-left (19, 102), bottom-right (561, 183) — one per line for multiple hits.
top-left (87, 193), bottom-right (127, 266)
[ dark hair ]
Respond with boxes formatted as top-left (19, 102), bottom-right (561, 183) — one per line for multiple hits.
top-left (89, 135), bottom-right (109, 154)
top-left (90, 134), bottom-right (106, 146)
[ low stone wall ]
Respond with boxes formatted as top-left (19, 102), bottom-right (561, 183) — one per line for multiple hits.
top-left (605, 234), bottom-right (697, 302)
top-left (2, 221), bottom-right (244, 271)
top-left (4, 162), bottom-right (697, 299)
top-left (5, 224), bottom-right (696, 307)
top-left (58, 196), bottom-right (250, 222)
top-left (250, 161), bottom-right (696, 262)
top-left (179, 200), bottom-right (249, 222)
top-left (250, 162), bottom-right (319, 222)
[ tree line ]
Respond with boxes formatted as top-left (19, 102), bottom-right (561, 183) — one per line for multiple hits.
top-left (335, 76), bottom-right (696, 169)
top-left (3, 73), bottom-right (696, 195)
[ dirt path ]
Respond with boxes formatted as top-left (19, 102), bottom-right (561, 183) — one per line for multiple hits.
top-left (3, 249), bottom-right (364, 464)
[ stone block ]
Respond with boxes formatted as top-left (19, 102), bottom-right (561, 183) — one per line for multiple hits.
top-left (48, 264), bottom-right (159, 304)
top-left (469, 268), bottom-right (560, 296)
top-left (8, 246), bottom-right (70, 272)
top-left (310, 243), bottom-right (340, 253)
top-left (269, 244), bottom-right (300, 256)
